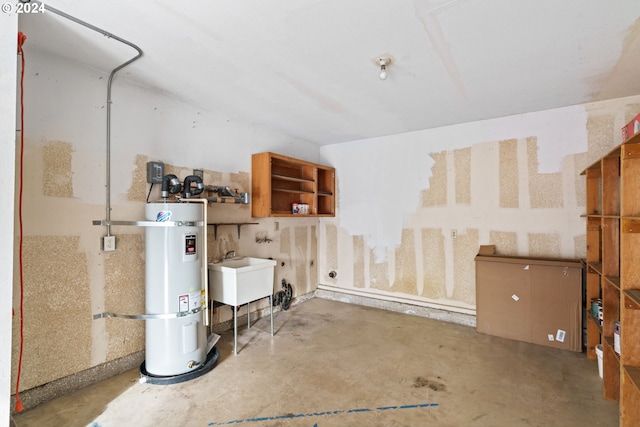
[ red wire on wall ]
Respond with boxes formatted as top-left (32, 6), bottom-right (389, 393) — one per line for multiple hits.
top-left (15, 30), bottom-right (27, 414)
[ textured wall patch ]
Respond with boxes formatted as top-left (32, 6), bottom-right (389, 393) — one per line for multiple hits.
top-left (499, 139), bottom-right (519, 208)
top-left (421, 228), bottom-right (446, 300)
top-left (422, 152), bottom-right (447, 207)
top-left (393, 229), bottom-right (418, 295)
top-left (43, 141), bottom-right (73, 198)
top-left (455, 148), bottom-right (471, 205)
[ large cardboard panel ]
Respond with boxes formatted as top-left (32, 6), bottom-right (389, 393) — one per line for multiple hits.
top-left (475, 254), bottom-right (582, 352)
top-left (529, 265), bottom-right (582, 351)
top-left (475, 260), bottom-right (531, 341)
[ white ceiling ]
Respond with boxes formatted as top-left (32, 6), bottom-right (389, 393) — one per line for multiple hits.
top-left (18, 0), bottom-right (640, 146)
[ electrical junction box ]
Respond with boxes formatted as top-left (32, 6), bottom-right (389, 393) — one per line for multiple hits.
top-left (147, 161), bottom-right (165, 184)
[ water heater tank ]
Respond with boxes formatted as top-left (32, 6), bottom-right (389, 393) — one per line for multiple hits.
top-left (144, 202), bottom-right (207, 376)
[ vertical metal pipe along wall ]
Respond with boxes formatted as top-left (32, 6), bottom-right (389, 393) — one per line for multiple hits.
top-left (42, 2), bottom-right (143, 235)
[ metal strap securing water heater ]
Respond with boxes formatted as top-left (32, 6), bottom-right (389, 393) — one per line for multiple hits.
top-left (91, 219), bottom-right (205, 321)
top-left (92, 220), bottom-right (204, 227)
top-left (93, 307), bottom-right (203, 321)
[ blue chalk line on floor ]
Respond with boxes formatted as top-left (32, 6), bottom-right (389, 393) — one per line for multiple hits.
top-left (207, 402), bottom-right (439, 425)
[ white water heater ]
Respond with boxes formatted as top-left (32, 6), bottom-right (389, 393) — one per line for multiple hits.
top-left (144, 202), bottom-right (207, 377)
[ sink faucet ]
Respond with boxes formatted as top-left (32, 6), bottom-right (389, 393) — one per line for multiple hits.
top-left (224, 250), bottom-right (236, 260)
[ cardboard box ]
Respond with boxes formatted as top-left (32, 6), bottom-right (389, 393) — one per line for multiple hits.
top-left (478, 245), bottom-right (496, 256)
top-left (475, 253), bottom-right (582, 352)
top-left (622, 113), bottom-right (640, 141)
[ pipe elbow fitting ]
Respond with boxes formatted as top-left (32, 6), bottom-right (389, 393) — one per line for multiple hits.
top-left (161, 174), bottom-right (181, 198)
top-left (182, 175), bottom-right (204, 198)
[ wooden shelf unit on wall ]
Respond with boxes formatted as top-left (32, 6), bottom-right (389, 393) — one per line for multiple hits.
top-left (251, 152), bottom-right (335, 217)
top-left (582, 131), bottom-right (640, 426)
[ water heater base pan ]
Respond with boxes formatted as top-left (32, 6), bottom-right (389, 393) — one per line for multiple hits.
top-left (139, 346), bottom-right (219, 385)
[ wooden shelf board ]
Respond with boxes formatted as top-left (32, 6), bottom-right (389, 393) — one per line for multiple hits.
top-left (605, 276), bottom-right (621, 290)
top-left (582, 163), bottom-right (603, 176)
top-left (622, 139), bottom-right (640, 159)
top-left (624, 365), bottom-right (640, 391)
top-left (622, 218), bottom-right (640, 233)
top-left (270, 211), bottom-right (312, 217)
top-left (625, 132), bottom-right (640, 145)
top-left (588, 262), bottom-right (603, 275)
top-left (589, 314), bottom-right (603, 333)
top-left (272, 173), bottom-right (314, 183)
top-left (624, 290), bottom-right (640, 309)
top-left (604, 336), bottom-right (620, 364)
top-left (272, 187), bottom-right (314, 194)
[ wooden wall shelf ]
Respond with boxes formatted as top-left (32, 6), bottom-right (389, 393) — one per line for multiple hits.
top-left (251, 152), bottom-right (335, 218)
top-left (582, 130), bottom-right (640, 426)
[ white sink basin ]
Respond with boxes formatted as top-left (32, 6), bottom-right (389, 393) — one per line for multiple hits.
top-left (208, 257), bottom-right (277, 354)
top-left (208, 257), bottom-right (276, 306)
top-left (209, 257), bottom-right (275, 272)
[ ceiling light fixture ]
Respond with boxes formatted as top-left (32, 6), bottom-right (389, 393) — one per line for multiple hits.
top-left (378, 57), bottom-right (391, 80)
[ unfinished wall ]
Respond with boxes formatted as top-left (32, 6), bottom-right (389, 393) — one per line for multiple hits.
top-left (11, 48), bottom-right (320, 399)
top-left (318, 95), bottom-right (640, 315)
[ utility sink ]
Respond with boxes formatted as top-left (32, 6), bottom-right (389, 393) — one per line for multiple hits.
top-left (208, 257), bottom-right (277, 354)
top-left (208, 257), bottom-right (276, 306)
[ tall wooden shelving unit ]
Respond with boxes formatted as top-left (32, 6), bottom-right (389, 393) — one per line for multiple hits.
top-left (583, 131), bottom-right (640, 426)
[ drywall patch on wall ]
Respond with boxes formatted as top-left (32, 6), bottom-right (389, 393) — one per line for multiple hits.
top-left (294, 226), bottom-right (309, 291)
top-left (455, 148), bottom-right (471, 205)
top-left (13, 236), bottom-right (91, 390)
top-left (230, 172), bottom-right (250, 192)
top-left (625, 103), bottom-right (640, 121)
top-left (309, 225), bottom-right (317, 293)
top-left (369, 251), bottom-right (390, 291)
top-left (421, 228), bottom-right (446, 300)
top-left (422, 152), bottom-right (447, 207)
top-left (280, 227), bottom-right (291, 255)
top-left (325, 224), bottom-right (338, 280)
top-left (43, 141), bottom-right (73, 198)
top-left (104, 234), bottom-right (145, 360)
top-left (490, 231), bottom-right (518, 256)
top-left (499, 139), bottom-right (519, 208)
top-left (204, 170), bottom-right (224, 184)
top-left (529, 233), bottom-right (560, 258)
top-left (452, 229), bottom-right (478, 305)
top-left (393, 229), bottom-right (418, 295)
top-left (127, 155), bottom-right (148, 202)
top-left (585, 114), bottom-right (616, 163)
top-left (353, 235), bottom-right (365, 288)
top-left (527, 137), bottom-right (563, 209)
top-left (321, 104), bottom-right (588, 261)
top-left (574, 111), bottom-right (618, 208)
top-left (574, 234), bottom-right (587, 260)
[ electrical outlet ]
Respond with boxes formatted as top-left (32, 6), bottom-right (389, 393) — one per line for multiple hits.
top-left (451, 229), bottom-right (457, 239)
top-left (103, 235), bottom-right (116, 251)
top-left (146, 161), bottom-right (164, 184)
top-left (193, 169), bottom-right (204, 178)
top-left (274, 221), bottom-right (279, 231)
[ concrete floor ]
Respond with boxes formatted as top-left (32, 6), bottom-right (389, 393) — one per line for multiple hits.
top-left (13, 298), bottom-right (617, 427)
